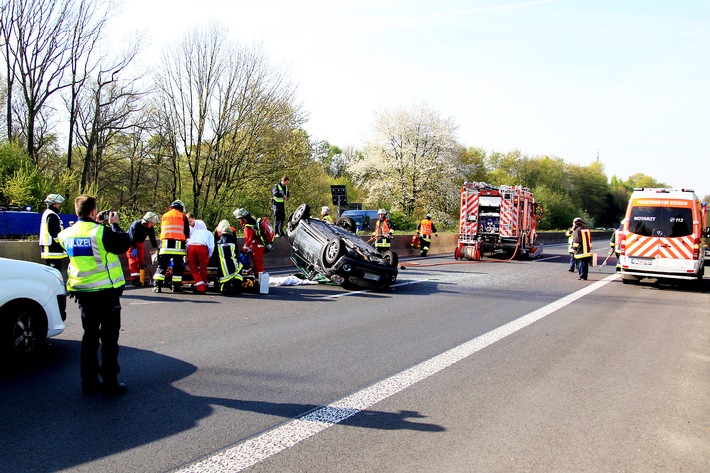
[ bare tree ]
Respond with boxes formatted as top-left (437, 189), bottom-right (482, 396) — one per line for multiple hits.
top-left (74, 44), bottom-right (145, 193)
top-left (154, 23), bottom-right (306, 221)
top-left (64, 0), bottom-right (112, 171)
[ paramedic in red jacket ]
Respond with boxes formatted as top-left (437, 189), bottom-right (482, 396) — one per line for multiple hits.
top-left (233, 208), bottom-right (265, 281)
top-left (126, 212), bottom-right (159, 286)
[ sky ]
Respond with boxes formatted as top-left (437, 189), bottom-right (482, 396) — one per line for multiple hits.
top-left (107, 0), bottom-right (710, 197)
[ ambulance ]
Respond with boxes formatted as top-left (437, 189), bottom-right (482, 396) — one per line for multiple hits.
top-left (619, 188), bottom-right (709, 283)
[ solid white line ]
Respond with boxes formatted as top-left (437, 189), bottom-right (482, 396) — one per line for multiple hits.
top-left (321, 279), bottom-right (430, 299)
top-left (177, 274), bottom-right (619, 472)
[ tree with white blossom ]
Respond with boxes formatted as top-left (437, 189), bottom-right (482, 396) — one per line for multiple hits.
top-left (349, 102), bottom-right (462, 218)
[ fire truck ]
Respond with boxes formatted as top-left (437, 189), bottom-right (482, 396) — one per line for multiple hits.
top-left (455, 182), bottom-right (543, 260)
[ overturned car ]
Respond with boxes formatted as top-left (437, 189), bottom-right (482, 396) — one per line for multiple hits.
top-left (286, 204), bottom-right (398, 289)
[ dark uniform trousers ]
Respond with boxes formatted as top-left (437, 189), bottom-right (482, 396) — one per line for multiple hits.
top-left (75, 287), bottom-right (123, 385)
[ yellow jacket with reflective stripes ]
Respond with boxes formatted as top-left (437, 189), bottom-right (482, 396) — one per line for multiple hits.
top-left (58, 221), bottom-right (125, 291)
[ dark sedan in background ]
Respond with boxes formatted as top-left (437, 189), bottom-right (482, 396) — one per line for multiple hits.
top-left (286, 204), bottom-right (398, 289)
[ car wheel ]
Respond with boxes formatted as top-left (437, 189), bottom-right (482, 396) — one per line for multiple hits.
top-left (335, 217), bottom-right (356, 233)
top-left (323, 238), bottom-right (344, 266)
top-left (2, 304), bottom-right (44, 358)
top-left (290, 204), bottom-right (310, 227)
top-left (383, 250), bottom-right (399, 268)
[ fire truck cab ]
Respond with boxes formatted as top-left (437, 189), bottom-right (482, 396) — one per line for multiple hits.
top-left (620, 188), bottom-right (708, 283)
top-left (455, 182), bottom-right (543, 260)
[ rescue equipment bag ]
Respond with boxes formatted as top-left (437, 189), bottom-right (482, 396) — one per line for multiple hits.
top-left (255, 217), bottom-right (275, 245)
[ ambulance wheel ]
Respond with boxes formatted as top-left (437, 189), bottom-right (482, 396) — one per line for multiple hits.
top-left (383, 250), bottom-right (398, 268)
top-left (290, 204), bottom-right (310, 226)
top-left (322, 238), bottom-right (343, 267)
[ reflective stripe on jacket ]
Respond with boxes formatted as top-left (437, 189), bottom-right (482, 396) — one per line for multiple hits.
top-left (58, 221), bottom-right (125, 291)
top-left (272, 183), bottom-right (288, 203)
top-left (565, 228), bottom-right (574, 253)
top-left (39, 208), bottom-right (67, 259)
top-left (160, 209), bottom-right (187, 241)
top-left (217, 243), bottom-right (244, 283)
top-left (573, 228), bottom-right (593, 259)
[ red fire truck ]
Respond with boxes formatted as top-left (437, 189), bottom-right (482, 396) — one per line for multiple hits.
top-left (455, 182), bottom-right (543, 260)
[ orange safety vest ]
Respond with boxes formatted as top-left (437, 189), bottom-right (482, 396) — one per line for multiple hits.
top-left (160, 208), bottom-right (187, 241)
top-left (419, 219), bottom-right (432, 236)
top-left (374, 218), bottom-right (392, 236)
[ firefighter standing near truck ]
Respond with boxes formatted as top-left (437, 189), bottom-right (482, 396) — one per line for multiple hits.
top-left (153, 200), bottom-right (190, 293)
top-left (370, 209), bottom-right (394, 252)
top-left (39, 193), bottom-right (68, 273)
top-left (565, 223), bottom-right (576, 272)
top-left (416, 213), bottom-right (437, 257)
top-left (609, 219), bottom-right (626, 272)
top-left (126, 212), bottom-right (159, 286)
top-left (572, 217), bottom-right (593, 280)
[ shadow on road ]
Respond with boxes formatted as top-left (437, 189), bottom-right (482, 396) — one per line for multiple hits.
top-left (0, 341), bottom-right (444, 472)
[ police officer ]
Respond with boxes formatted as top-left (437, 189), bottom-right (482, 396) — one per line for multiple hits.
top-left (153, 200), bottom-right (189, 293)
top-left (57, 195), bottom-right (131, 395)
top-left (39, 193), bottom-right (68, 273)
top-left (271, 176), bottom-right (289, 237)
top-left (321, 206), bottom-right (333, 223)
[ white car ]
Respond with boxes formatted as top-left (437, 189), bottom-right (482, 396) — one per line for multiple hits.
top-left (0, 257), bottom-right (66, 358)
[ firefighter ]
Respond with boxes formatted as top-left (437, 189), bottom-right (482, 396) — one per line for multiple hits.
top-left (271, 176), bottom-right (289, 237)
top-left (39, 193), bottom-right (68, 273)
top-left (214, 219), bottom-right (244, 295)
top-left (565, 223), bottom-right (576, 272)
top-left (126, 212), bottom-right (159, 286)
top-left (572, 217), bottom-right (592, 280)
top-left (233, 208), bottom-right (266, 282)
top-left (321, 206), bottom-right (333, 223)
top-left (369, 209), bottom-right (394, 252)
top-left (57, 195), bottom-right (131, 395)
top-left (416, 213), bottom-right (438, 257)
top-left (153, 200), bottom-right (189, 293)
top-left (609, 219), bottom-right (626, 272)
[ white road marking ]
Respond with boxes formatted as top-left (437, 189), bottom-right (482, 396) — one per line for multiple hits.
top-left (321, 279), bottom-right (430, 299)
top-left (534, 256), bottom-right (561, 262)
top-left (177, 274), bottom-right (619, 472)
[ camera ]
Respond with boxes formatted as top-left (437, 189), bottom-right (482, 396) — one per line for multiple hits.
top-left (99, 210), bottom-right (116, 222)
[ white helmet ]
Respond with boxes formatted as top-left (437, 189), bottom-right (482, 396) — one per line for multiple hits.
top-left (44, 193), bottom-right (65, 205)
top-left (378, 209), bottom-right (387, 215)
top-left (142, 211), bottom-right (159, 224)
top-left (217, 219), bottom-right (233, 234)
top-left (233, 208), bottom-right (249, 219)
top-left (321, 206), bottom-right (330, 215)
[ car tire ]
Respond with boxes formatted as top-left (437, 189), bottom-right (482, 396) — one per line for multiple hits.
top-left (1, 302), bottom-right (45, 358)
top-left (383, 250), bottom-right (398, 268)
top-left (335, 217), bottom-right (356, 233)
top-left (290, 204), bottom-right (310, 227)
top-left (322, 238), bottom-right (344, 267)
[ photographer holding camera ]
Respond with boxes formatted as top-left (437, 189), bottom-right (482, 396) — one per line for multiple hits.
top-left (58, 196), bottom-right (131, 396)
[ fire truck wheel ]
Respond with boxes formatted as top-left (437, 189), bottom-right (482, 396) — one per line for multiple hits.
top-left (454, 247), bottom-right (461, 260)
top-left (475, 247), bottom-right (481, 261)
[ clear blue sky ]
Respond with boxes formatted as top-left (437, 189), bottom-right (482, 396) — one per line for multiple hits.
top-left (109, 0), bottom-right (710, 197)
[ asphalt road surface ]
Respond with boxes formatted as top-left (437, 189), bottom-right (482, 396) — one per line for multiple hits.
top-left (2, 244), bottom-right (708, 472)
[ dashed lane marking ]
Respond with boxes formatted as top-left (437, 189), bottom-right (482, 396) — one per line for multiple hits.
top-left (176, 273), bottom-right (619, 472)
